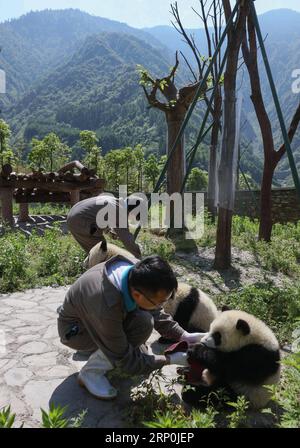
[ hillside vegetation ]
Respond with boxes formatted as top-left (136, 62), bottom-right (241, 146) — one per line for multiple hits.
top-left (1, 9), bottom-right (299, 185)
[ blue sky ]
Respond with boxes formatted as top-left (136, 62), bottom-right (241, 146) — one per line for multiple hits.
top-left (0, 0), bottom-right (300, 28)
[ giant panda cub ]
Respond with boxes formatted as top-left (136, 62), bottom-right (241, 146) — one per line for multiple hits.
top-left (83, 240), bottom-right (136, 269)
top-left (160, 283), bottom-right (218, 343)
top-left (85, 241), bottom-right (218, 336)
top-left (183, 309), bottom-right (281, 410)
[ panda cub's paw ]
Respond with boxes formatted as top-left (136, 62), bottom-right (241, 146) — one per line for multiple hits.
top-left (202, 369), bottom-right (216, 386)
top-left (187, 342), bottom-right (207, 361)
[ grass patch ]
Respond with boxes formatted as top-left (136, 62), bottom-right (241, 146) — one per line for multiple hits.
top-left (232, 217), bottom-right (300, 277)
top-left (0, 226), bottom-right (85, 293)
top-left (271, 350), bottom-right (300, 428)
top-left (12, 203), bottom-right (70, 216)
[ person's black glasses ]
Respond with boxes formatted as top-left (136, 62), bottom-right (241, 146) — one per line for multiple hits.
top-left (135, 288), bottom-right (175, 308)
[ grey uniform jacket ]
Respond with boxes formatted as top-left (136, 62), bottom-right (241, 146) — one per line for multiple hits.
top-left (67, 195), bottom-right (141, 258)
top-left (58, 255), bottom-right (185, 375)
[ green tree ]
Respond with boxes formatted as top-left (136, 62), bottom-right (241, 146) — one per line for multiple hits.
top-left (28, 138), bottom-right (45, 171)
top-left (14, 137), bottom-right (27, 173)
top-left (104, 149), bottom-right (125, 191)
top-left (56, 142), bottom-right (72, 170)
top-left (134, 144), bottom-right (145, 191)
top-left (43, 132), bottom-right (70, 172)
top-left (28, 132), bottom-right (71, 171)
top-left (80, 130), bottom-right (102, 174)
top-left (0, 119), bottom-right (13, 167)
top-left (28, 133), bottom-right (71, 171)
top-left (122, 146), bottom-right (137, 192)
top-left (186, 167), bottom-right (208, 191)
top-left (144, 154), bottom-right (160, 191)
top-left (237, 173), bottom-right (258, 191)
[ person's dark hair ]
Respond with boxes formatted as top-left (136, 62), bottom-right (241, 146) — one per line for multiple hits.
top-left (128, 256), bottom-right (178, 295)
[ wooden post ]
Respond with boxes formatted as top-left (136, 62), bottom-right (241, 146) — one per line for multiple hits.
top-left (70, 190), bottom-right (80, 206)
top-left (0, 188), bottom-right (14, 226)
top-left (19, 203), bottom-right (29, 222)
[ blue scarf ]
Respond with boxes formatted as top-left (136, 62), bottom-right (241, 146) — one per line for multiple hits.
top-left (120, 265), bottom-right (137, 312)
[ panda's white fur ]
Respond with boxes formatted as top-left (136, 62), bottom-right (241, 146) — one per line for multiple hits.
top-left (203, 310), bottom-right (279, 352)
top-left (163, 283), bottom-right (218, 333)
top-left (84, 241), bottom-right (136, 269)
top-left (199, 310), bottom-right (281, 409)
top-left (85, 241), bottom-right (218, 333)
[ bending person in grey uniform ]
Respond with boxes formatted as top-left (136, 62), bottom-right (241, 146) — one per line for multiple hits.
top-left (57, 254), bottom-right (206, 400)
top-left (67, 194), bottom-right (143, 259)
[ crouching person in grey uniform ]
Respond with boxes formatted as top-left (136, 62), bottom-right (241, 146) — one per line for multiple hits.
top-left (57, 254), bottom-right (205, 400)
top-left (66, 194), bottom-right (142, 259)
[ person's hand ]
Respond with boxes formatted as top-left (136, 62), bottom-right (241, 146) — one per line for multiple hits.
top-left (108, 230), bottom-right (118, 240)
top-left (166, 352), bottom-right (189, 367)
top-left (180, 331), bottom-right (208, 345)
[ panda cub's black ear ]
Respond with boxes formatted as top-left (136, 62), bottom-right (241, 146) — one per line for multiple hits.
top-left (100, 240), bottom-right (108, 252)
top-left (236, 319), bottom-right (250, 336)
top-left (221, 305), bottom-right (231, 312)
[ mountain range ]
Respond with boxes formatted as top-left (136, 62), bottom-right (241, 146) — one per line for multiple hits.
top-left (1, 8), bottom-right (300, 186)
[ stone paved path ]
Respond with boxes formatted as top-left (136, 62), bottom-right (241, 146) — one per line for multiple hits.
top-left (0, 286), bottom-right (181, 428)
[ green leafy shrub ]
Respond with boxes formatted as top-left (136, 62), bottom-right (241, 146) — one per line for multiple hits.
top-left (232, 216), bottom-right (259, 237)
top-left (232, 218), bottom-right (300, 277)
top-left (267, 350), bottom-right (300, 428)
top-left (226, 396), bottom-right (250, 428)
top-left (0, 404), bottom-right (86, 428)
top-left (129, 371), bottom-right (217, 428)
top-left (29, 227), bottom-right (85, 286)
top-left (140, 232), bottom-right (175, 261)
top-left (144, 408), bottom-right (217, 429)
top-left (41, 404), bottom-right (87, 428)
top-left (0, 231), bottom-right (32, 292)
top-left (0, 227), bottom-right (85, 293)
top-left (0, 406), bottom-right (16, 428)
top-left (217, 284), bottom-right (300, 344)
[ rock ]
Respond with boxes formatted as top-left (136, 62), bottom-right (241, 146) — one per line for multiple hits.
top-left (17, 334), bottom-right (41, 344)
top-left (43, 325), bottom-right (59, 339)
top-left (2, 299), bottom-right (37, 309)
top-left (18, 342), bottom-right (49, 354)
top-left (23, 379), bottom-right (66, 422)
top-left (4, 368), bottom-right (33, 387)
top-left (39, 366), bottom-right (75, 378)
top-left (23, 352), bottom-right (57, 367)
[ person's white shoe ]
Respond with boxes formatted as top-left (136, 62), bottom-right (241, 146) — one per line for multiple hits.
top-left (78, 349), bottom-right (118, 400)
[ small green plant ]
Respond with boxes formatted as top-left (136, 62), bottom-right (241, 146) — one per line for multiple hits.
top-left (128, 370), bottom-right (218, 429)
top-left (41, 404), bottom-right (69, 428)
top-left (140, 232), bottom-right (175, 261)
top-left (128, 371), bottom-right (175, 426)
top-left (0, 229), bottom-right (32, 292)
top-left (143, 409), bottom-right (188, 428)
top-left (143, 407), bottom-right (217, 429)
top-left (0, 404), bottom-right (86, 429)
top-left (226, 396), bottom-right (250, 428)
top-left (268, 350), bottom-right (300, 428)
top-left (232, 218), bottom-right (300, 277)
top-left (0, 225), bottom-right (85, 293)
top-left (41, 404), bottom-right (87, 428)
top-left (0, 406), bottom-right (16, 428)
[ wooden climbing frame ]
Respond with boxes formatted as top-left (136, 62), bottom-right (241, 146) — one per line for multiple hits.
top-left (0, 161), bottom-right (105, 225)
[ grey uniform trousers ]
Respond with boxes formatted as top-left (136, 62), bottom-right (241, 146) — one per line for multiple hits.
top-left (57, 309), bottom-right (154, 356)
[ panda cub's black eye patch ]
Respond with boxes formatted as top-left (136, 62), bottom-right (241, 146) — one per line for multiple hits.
top-left (213, 332), bottom-right (222, 346)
